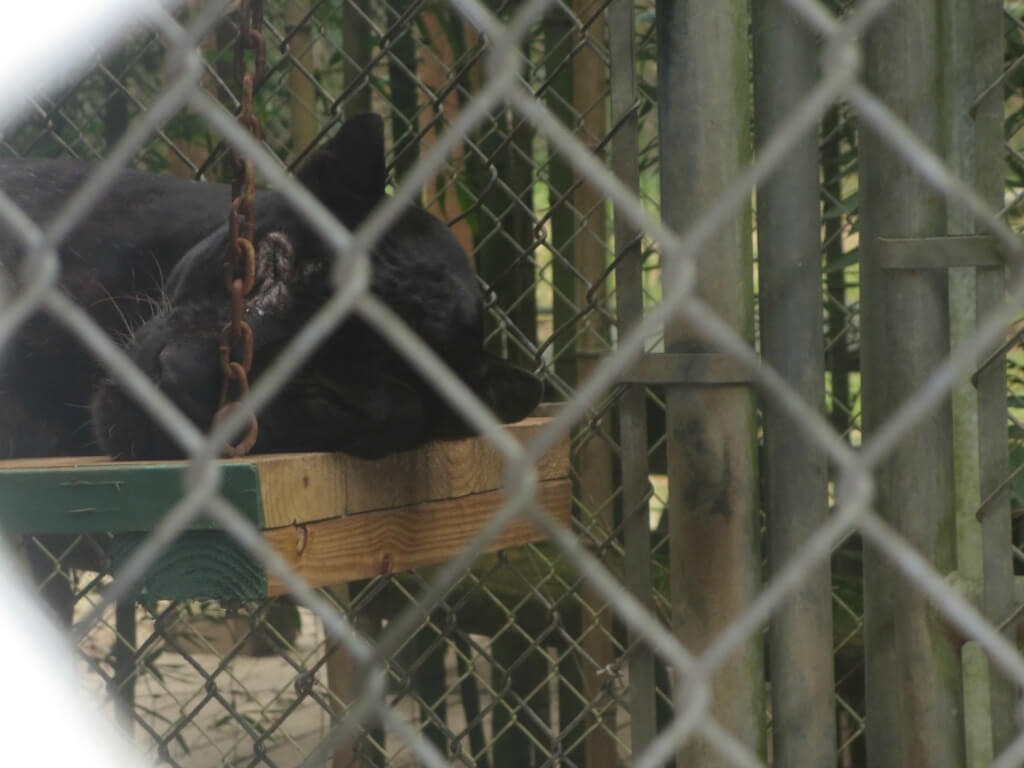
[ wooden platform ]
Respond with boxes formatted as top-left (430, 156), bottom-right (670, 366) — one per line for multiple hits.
top-left (0, 418), bottom-right (571, 600)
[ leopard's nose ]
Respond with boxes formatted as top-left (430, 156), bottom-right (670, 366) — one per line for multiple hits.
top-left (157, 341), bottom-right (219, 419)
top-left (158, 341), bottom-right (201, 384)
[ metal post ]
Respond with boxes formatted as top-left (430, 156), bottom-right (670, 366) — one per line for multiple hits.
top-left (752, 2), bottom-right (835, 766)
top-left (860, 2), bottom-right (965, 767)
top-left (656, 0), bottom-right (763, 763)
top-left (112, 600), bottom-right (137, 734)
top-left (609, 0), bottom-right (655, 756)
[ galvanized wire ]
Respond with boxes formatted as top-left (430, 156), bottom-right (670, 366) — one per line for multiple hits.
top-left (6, 0), bottom-right (1024, 765)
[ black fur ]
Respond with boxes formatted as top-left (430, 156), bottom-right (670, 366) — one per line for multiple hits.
top-left (0, 113), bottom-right (541, 460)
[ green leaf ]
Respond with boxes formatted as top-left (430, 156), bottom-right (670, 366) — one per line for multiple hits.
top-left (823, 246), bottom-right (860, 274)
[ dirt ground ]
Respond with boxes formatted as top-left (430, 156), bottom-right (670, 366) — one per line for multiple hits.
top-left (76, 603), bottom-right (492, 767)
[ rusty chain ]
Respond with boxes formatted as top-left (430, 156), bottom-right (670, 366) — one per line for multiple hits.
top-left (213, 0), bottom-right (265, 457)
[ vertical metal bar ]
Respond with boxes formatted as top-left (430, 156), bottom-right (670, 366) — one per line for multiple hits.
top-left (752, 3), bottom-right (835, 766)
top-left (608, 0), bottom-right (655, 756)
top-left (860, 3), bottom-right (965, 767)
top-left (112, 599), bottom-right (137, 734)
top-left (453, 634), bottom-right (489, 767)
top-left (971, 0), bottom-right (1015, 756)
top-left (656, 0), bottom-right (763, 763)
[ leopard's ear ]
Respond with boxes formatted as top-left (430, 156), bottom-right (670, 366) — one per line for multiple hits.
top-left (297, 113), bottom-right (386, 213)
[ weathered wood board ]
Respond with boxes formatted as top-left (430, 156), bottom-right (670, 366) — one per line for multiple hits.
top-left (0, 418), bottom-right (572, 599)
top-left (265, 476), bottom-right (572, 594)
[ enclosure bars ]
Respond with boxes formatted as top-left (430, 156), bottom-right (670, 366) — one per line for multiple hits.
top-left (8, 0), bottom-right (1024, 764)
top-left (752, 3), bottom-right (836, 767)
top-left (861, 1), bottom-right (965, 766)
top-left (656, 0), bottom-right (764, 763)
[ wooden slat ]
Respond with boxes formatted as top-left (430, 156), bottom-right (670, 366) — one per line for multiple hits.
top-left (0, 418), bottom-right (569, 534)
top-left (256, 417), bottom-right (571, 527)
top-left (878, 235), bottom-right (1002, 269)
top-left (108, 532), bottom-right (267, 601)
top-left (0, 455), bottom-right (108, 469)
top-left (0, 462), bottom-right (265, 534)
top-left (1, 417), bottom-right (572, 600)
top-left (620, 352), bottom-right (754, 385)
top-left (264, 477), bottom-right (572, 594)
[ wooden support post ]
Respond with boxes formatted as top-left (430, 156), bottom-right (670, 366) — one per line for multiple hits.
top-left (753, 2), bottom-right (835, 764)
top-left (656, 0), bottom-right (763, 763)
top-left (282, 11), bottom-right (360, 764)
top-left (570, 0), bottom-right (618, 763)
top-left (285, 0), bottom-right (317, 162)
top-left (324, 584), bottom-right (356, 768)
top-left (341, 0), bottom-right (373, 115)
top-left (861, 3), bottom-right (964, 767)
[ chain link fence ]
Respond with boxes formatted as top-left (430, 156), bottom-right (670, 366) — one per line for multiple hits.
top-left (3, 0), bottom-right (1024, 766)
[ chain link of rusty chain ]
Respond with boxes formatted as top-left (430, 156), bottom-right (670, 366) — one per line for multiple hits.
top-left (213, 0), bottom-right (265, 457)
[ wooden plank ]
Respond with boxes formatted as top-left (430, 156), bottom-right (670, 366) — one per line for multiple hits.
top-left (114, 472), bottom-right (570, 600)
top-left (620, 352), bottom-right (754, 385)
top-left (0, 462), bottom-right (264, 534)
top-left (0, 418), bottom-right (569, 533)
top-left (878, 235), bottom-right (1002, 269)
top-left (264, 477), bottom-right (573, 594)
top-left (0, 456), bottom-right (108, 469)
top-left (1, 417), bottom-right (573, 601)
top-left (255, 417), bottom-right (571, 527)
top-left (108, 532), bottom-right (267, 601)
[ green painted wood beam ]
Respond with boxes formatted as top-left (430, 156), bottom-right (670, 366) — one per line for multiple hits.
top-left (0, 461), bottom-right (264, 535)
top-left (110, 532), bottom-right (266, 602)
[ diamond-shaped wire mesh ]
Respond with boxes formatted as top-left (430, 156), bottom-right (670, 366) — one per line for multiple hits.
top-left (4, 0), bottom-right (1024, 766)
